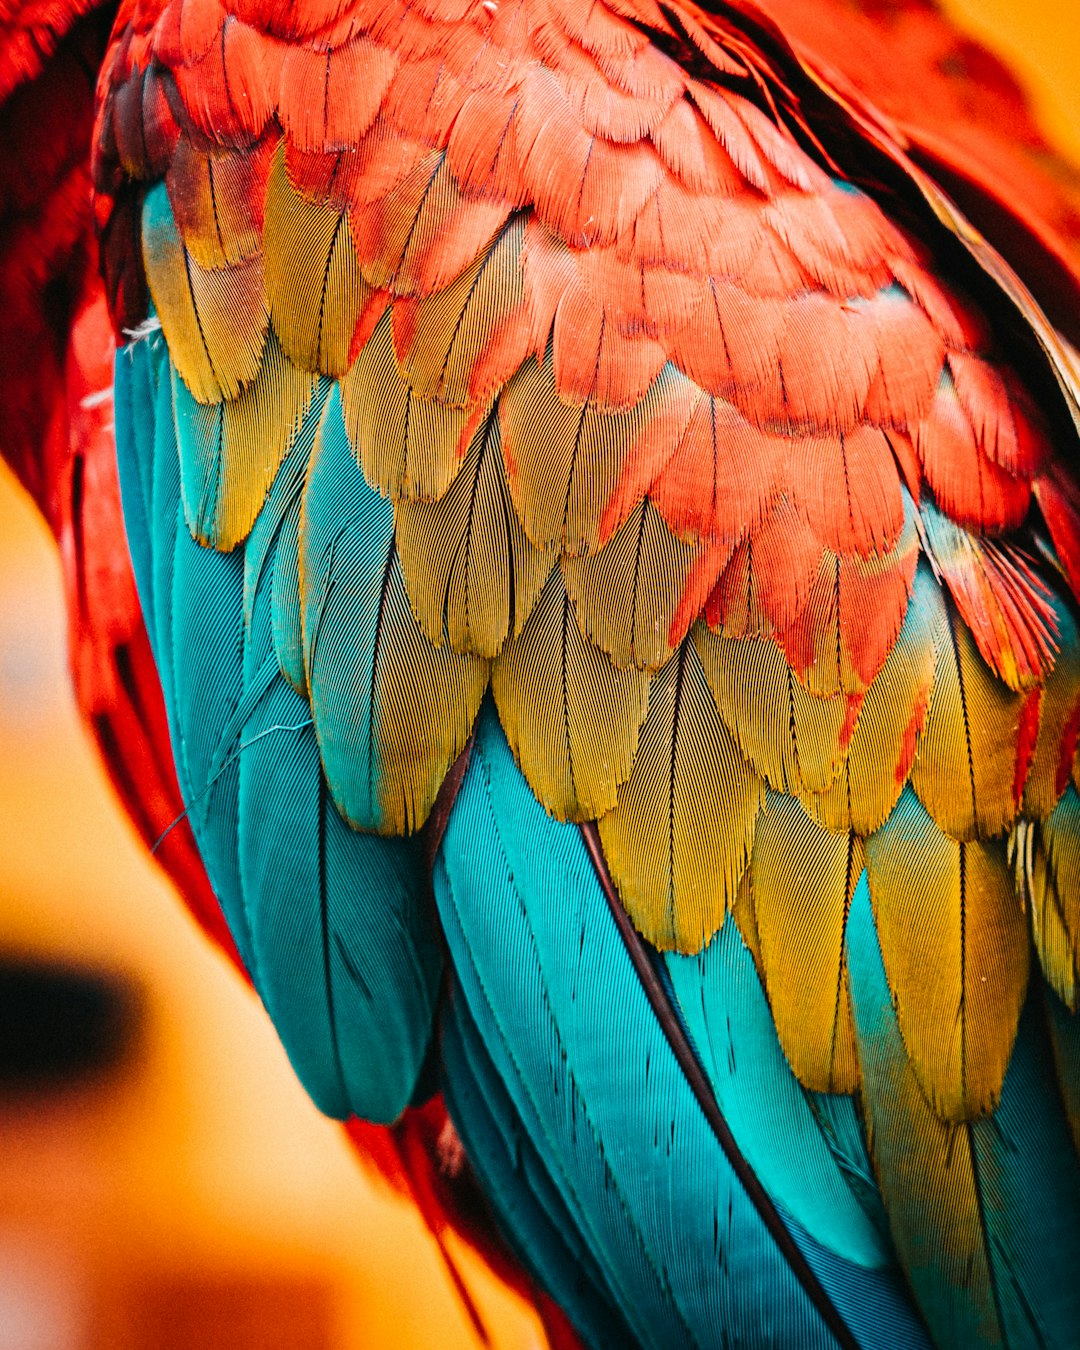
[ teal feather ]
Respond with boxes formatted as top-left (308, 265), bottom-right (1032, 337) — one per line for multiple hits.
top-left (662, 928), bottom-right (929, 1348)
top-left (847, 872), bottom-right (1080, 1347)
top-left (442, 987), bottom-right (636, 1349)
top-left (436, 699), bottom-right (844, 1348)
top-left (113, 335), bottom-right (442, 1123)
top-left (271, 487), bottom-right (308, 694)
top-left (299, 387), bottom-right (396, 832)
top-left (113, 341), bottom-right (157, 642)
top-left (664, 925), bottom-right (886, 1268)
top-left (803, 1093), bottom-right (891, 1252)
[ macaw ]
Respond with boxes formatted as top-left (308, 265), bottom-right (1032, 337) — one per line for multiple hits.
top-left (4, 0), bottom-right (1080, 1346)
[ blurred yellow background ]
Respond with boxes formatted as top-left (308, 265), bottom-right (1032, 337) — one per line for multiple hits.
top-left (0, 3), bottom-right (1078, 1348)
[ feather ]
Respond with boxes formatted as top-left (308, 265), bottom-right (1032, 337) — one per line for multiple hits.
top-left (435, 701), bottom-right (852, 1347)
top-left (165, 136), bottom-right (273, 269)
top-left (340, 308), bottom-right (470, 502)
top-left (847, 875), bottom-right (1080, 1346)
top-left (394, 215), bottom-right (526, 406)
top-left (788, 426), bottom-right (904, 559)
top-left (562, 500), bottom-right (700, 671)
top-left (171, 331), bottom-right (316, 550)
top-left (264, 142), bottom-right (369, 376)
top-left (666, 917), bottom-right (873, 1255)
top-left (597, 638), bottom-right (762, 952)
top-left (442, 990), bottom-right (639, 1350)
top-left (864, 787), bottom-right (1028, 1120)
top-left (116, 332), bottom-right (442, 1124)
top-left (491, 568), bottom-right (649, 821)
top-left (239, 575), bottom-right (441, 1124)
top-left (1028, 787), bottom-right (1080, 1009)
top-left (351, 153), bottom-right (513, 299)
top-left (141, 181), bottom-right (267, 403)
top-left (915, 371), bottom-right (1031, 533)
top-left (171, 15), bottom-right (280, 147)
top-left (747, 793), bottom-right (861, 1094)
top-left (240, 378), bottom-right (332, 691)
top-left (920, 500), bottom-right (1057, 692)
top-left (300, 387), bottom-right (488, 835)
top-left (394, 409), bottom-right (553, 658)
top-left (910, 593), bottom-right (1027, 840)
top-left (500, 346), bottom-right (671, 555)
top-left (780, 502), bottom-right (920, 697)
top-left (1023, 596), bottom-right (1080, 816)
top-left (807, 560), bottom-right (945, 834)
top-left (279, 37), bottom-right (397, 154)
top-left (694, 624), bottom-right (849, 797)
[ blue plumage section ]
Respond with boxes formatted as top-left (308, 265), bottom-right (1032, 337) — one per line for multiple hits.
top-left (299, 386), bottom-right (395, 833)
top-left (113, 333), bottom-right (441, 1123)
top-left (664, 928), bottom-right (885, 1267)
top-left (847, 874), bottom-right (1080, 1348)
top-left (442, 989), bottom-right (638, 1349)
top-left (664, 931), bottom-right (929, 1349)
top-left (436, 699), bottom-right (844, 1349)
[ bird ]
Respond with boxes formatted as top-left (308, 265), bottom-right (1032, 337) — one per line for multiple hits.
top-left (4, 0), bottom-right (1080, 1344)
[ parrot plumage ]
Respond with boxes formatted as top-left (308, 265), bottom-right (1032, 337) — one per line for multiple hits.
top-left (6, 0), bottom-right (1080, 1344)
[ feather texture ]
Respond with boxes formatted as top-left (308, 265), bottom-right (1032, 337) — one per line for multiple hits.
top-left (865, 788), bottom-right (1028, 1120)
top-left (91, 1), bottom-right (1080, 1341)
top-left (114, 331), bottom-right (442, 1122)
top-left (847, 875), bottom-right (1080, 1347)
top-left (437, 701), bottom-right (855, 1347)
top-left (597, 639), bottom-right (762, 951)
top-left (300, 388), bottom-right (488, 835)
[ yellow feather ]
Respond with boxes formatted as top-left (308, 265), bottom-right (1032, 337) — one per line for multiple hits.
top-left (371, 552), bottom-right (489, 835)
top-left (749, 792), bottom-right (861, 1094)
top-left (1028, 826), bottom-right (1079, 1010)
top-left (341, 310), bottom-right (470, 502)
top-left (179, 332), bottom-right (317, 551)
top-left (399, 217), bottom-right (526, 406)
top-left (395, 412), bottom-right (553, 658)
top-left (142, 187), bottom-right (267, 404)
top-left (851, 941), bottom-right (1008, 1348)
top-left (1029, 788), bottom-right (1080, 1009)
top-left (597, 640), bottom-right (763, 953)
top-left (729, 868), bottom-right (765, 978)
top-left (865, 788), bottom-right (1028, 1121)
top-left (500, 350), bottom-right (674, 555)
top-left (807, 562), bottom-right (945, 834)
top-left (694, 626), bottom-right (848, 795)
top-left (264, 144), bottom-right (369, 375)
top-left (911, 605), bottom-right (1025, 840)
top-left (491, 569), bottom-right (650, 820)
top-left (562, 501), bottom-right (700, 671)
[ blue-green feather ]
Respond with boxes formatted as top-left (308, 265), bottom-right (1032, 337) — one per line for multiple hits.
top-left (664, 927), bottom-right (885, 1267)
top-left (442, 988), bottom-right (637, 1349)
top-left (662, 932), bottom-right (928, 1348)
top-left (436, 699), bottom-right (845, 1349)
top-left (113, 336), bottom-right (441, 1123)
top-left (299, 386), bottom-right (395, 832)
top-left (847, 872), bottom-right (1080, 1347)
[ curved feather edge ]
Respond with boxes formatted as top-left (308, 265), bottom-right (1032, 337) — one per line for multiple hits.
top-left (442, 989), bottom-right (640, 1350)
top-left (847, 873), bottom-right (1080, 1347)
top-left (436, 698), bottom-right (857, 1348)
top-left (114, 332), bottom-right (442, 1122)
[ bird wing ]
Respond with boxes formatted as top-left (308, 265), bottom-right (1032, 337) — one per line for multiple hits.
top-left (18, 0), bottom-right (1080, 1342)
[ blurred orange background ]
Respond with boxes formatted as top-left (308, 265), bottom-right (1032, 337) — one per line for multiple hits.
top-left (1, 3), bottom-right (1078, 1348)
